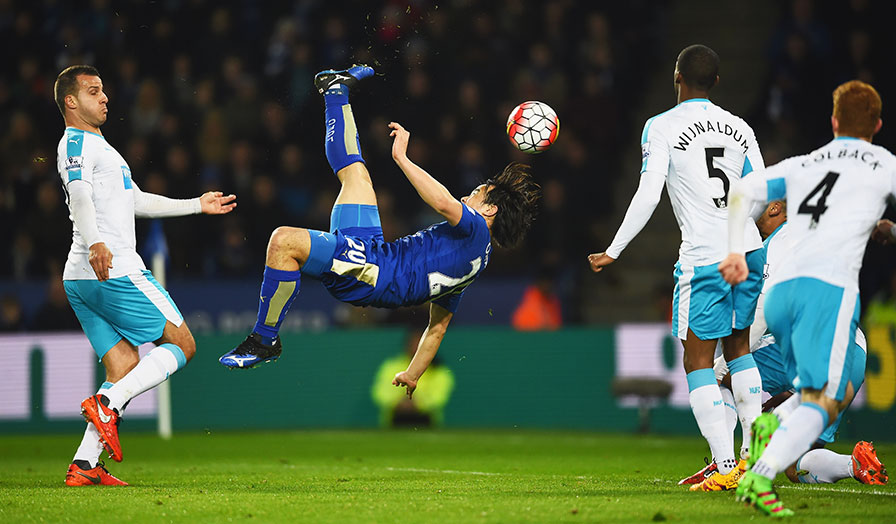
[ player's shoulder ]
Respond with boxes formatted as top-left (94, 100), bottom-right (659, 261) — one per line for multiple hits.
top-left (60, 127), bottom-right (105, 153)
top-left (865, 141), bottom-right (896, 166)
top-left (705, 102), bottom-right (756, 133)
top-left (640, 107), bottom-right (678, 142)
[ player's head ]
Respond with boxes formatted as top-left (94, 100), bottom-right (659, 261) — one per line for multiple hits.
top-left (674, 45), bottom-right (720, 94)
top-left (54, 65), bottom-right (108, 127)
top-left (756, 200), bottom-right (786, 240)
top-left (832, 80), bottom-right (882, 140)
top-left (463, 163), bottom-right (540, 248)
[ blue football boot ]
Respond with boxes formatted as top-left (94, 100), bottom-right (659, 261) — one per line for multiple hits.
top-left (219, 333), bottom-right (282, 369)
top-left (313, 64), bottom-right (375, 95)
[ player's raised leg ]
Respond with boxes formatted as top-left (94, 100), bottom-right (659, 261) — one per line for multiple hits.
top-left (219, 65), bottom-right (375, 369)
top-left (315, 65), bottom-right (382, 236)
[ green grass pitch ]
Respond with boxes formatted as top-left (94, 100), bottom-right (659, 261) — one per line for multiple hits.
top-left (0, 430), bottom-right (892, 522)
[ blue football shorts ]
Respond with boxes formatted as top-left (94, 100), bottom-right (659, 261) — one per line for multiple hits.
top-left (64, 269), bottom-right (183, 359)
top-left (671, 247), bottom-right (766, 341)
top-left (763, 277), bottom-right (860, 402)
top-left (300, 203), bottom-right (384, 306)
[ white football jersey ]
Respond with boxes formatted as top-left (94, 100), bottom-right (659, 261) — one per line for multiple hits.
top-left (57, 127), bottom-right (145, 280)
top-left (750, 222), bottom-right (790, 346)
top-left (752, 138), bottom-right (896, 290)
top-left (641, 98), bottom-right (764, 265)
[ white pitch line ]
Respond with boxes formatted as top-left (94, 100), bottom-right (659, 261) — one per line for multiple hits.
top-left (778, 485), bottom-right (896, 497)
top-left (386, 467), bottom-right (503, 476)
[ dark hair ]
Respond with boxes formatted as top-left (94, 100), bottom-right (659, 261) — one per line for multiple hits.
top-left (676, 44), bottom-right (719, 92)
top-left (483, 163), bottom-right (540, 248)
top-left (54, 65), bottom-right (101, 117)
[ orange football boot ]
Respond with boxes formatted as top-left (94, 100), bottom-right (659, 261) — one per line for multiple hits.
top-left (852, 441), bottom-right (888, 485)
top-left (80, 394), bottom-right (122, 462)
top-left (65, 461), bottom-right (128, 486)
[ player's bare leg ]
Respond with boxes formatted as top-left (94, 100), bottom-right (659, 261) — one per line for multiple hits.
top-left (334, 161), bottom-right (377, 207)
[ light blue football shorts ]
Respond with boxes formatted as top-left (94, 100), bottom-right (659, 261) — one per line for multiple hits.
top-left (754, 334), bottom-right (867, 444)
top-left (64, 269), bottom-right (183, 359)
top-left (763, 277), bottom-right (860, 403)
top-left (671, 247), bottom-right (766, 341)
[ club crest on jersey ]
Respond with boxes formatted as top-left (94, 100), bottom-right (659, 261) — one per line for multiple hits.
top-left (65, 156), bottom-right (83, 170)
top-left (641, 142), bottom-right (651, 160)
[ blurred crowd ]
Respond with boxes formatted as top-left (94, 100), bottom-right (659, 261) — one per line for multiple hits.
top-left (0, 0), bottom-right (662, 285)
top-left (0, 0), bottom-right (894, 330)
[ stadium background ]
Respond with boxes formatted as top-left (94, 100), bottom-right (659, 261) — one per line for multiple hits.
top-left (1, 0), bottom-right (895, 440)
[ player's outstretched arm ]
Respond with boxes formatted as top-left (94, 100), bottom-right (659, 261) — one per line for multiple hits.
top-left (393, 303), bottom-right (453, 399)
top-left (133, 183), bottom-right (236, 218)
top-left (388, 122), bottom-right (464, 226)
top-left (589, 171), bottom-right (666, 272)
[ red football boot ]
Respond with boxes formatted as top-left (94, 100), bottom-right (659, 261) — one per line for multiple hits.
top-left (65, 461), bottom-right (128, 486)
top-left (80, 394), bottom-right (122, 462)
top-left (678, 457), bottom-right (718, 485)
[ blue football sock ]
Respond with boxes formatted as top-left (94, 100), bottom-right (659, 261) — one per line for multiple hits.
top-left (324, 91), bottom-right (365, 173)
top-left (252, 266), bottom-right (301, 345)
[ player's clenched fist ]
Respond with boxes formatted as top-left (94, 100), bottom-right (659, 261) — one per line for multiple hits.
top-left (587, 252), bottom-right (615, 273)
top-left (718, 253), bottom-right (748, 285)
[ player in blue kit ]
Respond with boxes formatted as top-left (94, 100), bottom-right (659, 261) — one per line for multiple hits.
top-left (219, 65), bottom-right (540, 396)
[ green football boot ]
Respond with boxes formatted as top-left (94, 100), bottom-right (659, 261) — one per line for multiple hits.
top-left (747, 412), bottom-right (780, 470)
top-left (735, 471), bottom-right (794, 518)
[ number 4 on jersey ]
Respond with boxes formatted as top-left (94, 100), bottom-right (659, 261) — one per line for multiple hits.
top-left (798, 171), bottom-right (839, 228)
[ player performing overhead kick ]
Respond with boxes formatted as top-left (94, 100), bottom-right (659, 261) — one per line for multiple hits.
top-left (219, 65), bottom-right (540, 398)
top-left (721, 80), bottom-right (896, 517)
top-left (587, 45), bottom-right (766, 491)
top-left (55, 65), bottom-right (236, 486)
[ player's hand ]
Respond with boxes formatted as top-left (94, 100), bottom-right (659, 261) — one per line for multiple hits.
top-left (871, 219), bottom-right (895, 245)
top-left (199, 191), bottom-right (237, 215)
top-left (392, 371), bottom-right (418, 399)
top-left (388, 122), bottom-right (410, 162)
top-left (719, 253), bottom-right (748, 285)
top-left (587, 252), bottom-right (615, 273)
top-left (88, 242), bottom-right (114, 281)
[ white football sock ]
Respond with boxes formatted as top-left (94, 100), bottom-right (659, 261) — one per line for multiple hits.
top-left (103, 344), bottom-right (186, 412)
top-left (772, 392), bottom-right (801, 422)
top-left (752, 402), bottom-right (828, 480)
top-left (690, 384), bottom-right (736, 474)
top-left (720, 386), bottom-right (738, 443)
top-left (728, 356), bottom-right (762, 457)
top-left (73, 382), bottom-right (128, 467)
top-left (795, 448), bottom-right (853, 483)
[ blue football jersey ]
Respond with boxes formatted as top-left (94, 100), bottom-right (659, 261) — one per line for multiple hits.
top-left (323, 204), bottom-right (491, 313)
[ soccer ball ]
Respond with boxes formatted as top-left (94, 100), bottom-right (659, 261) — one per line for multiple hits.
top-left (506, 101), bottom-right (560, 153)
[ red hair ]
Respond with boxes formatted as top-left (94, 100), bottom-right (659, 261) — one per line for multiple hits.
top-left (832, 80), bottom-right (881, 138)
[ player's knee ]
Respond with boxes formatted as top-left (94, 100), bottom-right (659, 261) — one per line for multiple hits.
top-left (268, 227), bottom-right (300, 254)
top-left (179, 333), bottom-right (197, 362)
